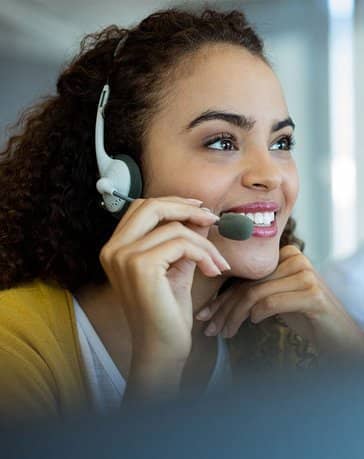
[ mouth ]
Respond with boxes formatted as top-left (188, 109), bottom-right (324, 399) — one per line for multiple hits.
top-left (220, 201), bottom-right (280, 228)
top-left (228, 211), bottom-right (277, 227)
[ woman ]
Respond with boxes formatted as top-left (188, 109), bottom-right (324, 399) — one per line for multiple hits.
top-left (0, 7), bottom-right (363, 423)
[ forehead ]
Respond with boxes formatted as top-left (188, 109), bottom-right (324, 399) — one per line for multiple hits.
top-left (159, 44), bottom-right (288, 124)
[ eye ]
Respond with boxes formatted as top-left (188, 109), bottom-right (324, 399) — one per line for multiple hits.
top-left (270, 135), bottom-right (295, 151)
top-left (204, 133), bottom-right (238, 151)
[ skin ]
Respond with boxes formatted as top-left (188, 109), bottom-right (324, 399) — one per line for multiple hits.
top-left (75, 43), bottom-right (364, 403)
top-left (143, 44), bottom-right (298, 281)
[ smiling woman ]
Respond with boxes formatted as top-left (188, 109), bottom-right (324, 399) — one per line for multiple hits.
top-left (0, 7), bottom-right (363, 424)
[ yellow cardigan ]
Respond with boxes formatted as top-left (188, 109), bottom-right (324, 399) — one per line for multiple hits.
top-left (0, 279), bottom-right (90, 423)
top-left (0, 278), bottom-right (316, 424)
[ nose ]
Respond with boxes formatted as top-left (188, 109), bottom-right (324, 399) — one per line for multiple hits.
top-left (240, 148), bottom-right (282, 191)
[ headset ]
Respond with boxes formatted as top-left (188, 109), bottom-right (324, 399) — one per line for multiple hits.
top-left (95, 35), bottom-right (143, 220)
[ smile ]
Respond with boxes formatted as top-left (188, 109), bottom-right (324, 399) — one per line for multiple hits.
top-left (233, 211), bottom-right (276, 227)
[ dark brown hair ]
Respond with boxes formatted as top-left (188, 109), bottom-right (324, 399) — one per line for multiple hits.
top-left (0, 8), bottom-right (303, 292)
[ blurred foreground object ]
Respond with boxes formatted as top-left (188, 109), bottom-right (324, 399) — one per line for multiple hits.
top-left (2, 363), bottom-right (364, 459)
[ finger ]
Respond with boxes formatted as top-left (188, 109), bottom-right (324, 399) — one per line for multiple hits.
top-left (204, 297), bottom-right (240, 337)
top-left (250, 288), bottom-right (322, 324)
top-left (248, 247), bottom-right (306, 286)
top-left (279, 244), bottom-right (301, 263)
top-left (129, 238), bottom-right (225, 279)
top-left (220, 270), bottom-right (316, 338)
top-left (117, 196), bottom-right (204, 231)
top-left (195, 295), bottom-right (228, 321)
top-left (108, 221), bottom-right (231, 273)
top-left (195, 285), bottom-right (236, 322)
top-left (263, 253), bottom-right (313, 283)
top-left (195, 277), bottom-right (245, 321)
top-left (112, 198), bottom-right (220, 245)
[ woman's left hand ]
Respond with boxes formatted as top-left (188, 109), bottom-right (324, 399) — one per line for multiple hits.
top-left (196, 245), bottom-right (364, 359)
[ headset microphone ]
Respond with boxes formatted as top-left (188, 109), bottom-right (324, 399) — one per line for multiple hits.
top-left (216, 213), bottom-right (254, 240)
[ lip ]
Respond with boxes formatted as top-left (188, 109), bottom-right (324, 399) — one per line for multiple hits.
top-left (252, 219), bottom-right (278, 238)
top-left (221, 201), bottom-right (280, 215)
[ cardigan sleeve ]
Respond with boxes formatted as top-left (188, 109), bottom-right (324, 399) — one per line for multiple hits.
top-left (0, 280), bottom-right (88, 425)
top-left (0, 345), bottom-right (59, 425)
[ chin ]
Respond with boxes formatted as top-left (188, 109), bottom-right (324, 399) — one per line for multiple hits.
top-left (229, 250), bottom-right (280, 280)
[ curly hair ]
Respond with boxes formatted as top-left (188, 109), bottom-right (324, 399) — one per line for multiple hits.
top-left (0, 7), bottom-right (303, 293)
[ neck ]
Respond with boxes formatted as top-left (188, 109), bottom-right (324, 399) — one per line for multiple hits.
top-left (74, 270), bottom-right (228, 340)
top-left (73, 271), bottom-right (230, 387)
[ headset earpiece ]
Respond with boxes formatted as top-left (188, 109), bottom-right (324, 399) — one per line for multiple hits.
top-left (95, 83), bottom-right (143, 220)
top-left (106, 153), bottom-right (142, 220)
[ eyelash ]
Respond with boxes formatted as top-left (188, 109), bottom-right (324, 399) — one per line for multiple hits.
top-left (270, 134), bottom-right (296, 152)
top-left (203, 132), bottom-right (296, 152)
top-left (203, 133), bottom-right (238, 151)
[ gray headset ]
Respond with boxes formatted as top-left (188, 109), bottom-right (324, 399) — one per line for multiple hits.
top-left (95, 35), bottom-right (143, 220)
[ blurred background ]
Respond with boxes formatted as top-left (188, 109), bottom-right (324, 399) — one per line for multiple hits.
top-left (0, 0), bottom-right (363, 270)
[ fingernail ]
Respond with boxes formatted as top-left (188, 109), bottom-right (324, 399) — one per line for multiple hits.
top-left (219, 258), bottom-right (231, 271)
top-left (204, 322), bottom-right (217, 336)
top-left (186, 198), bottom-right (203, 205)
top-left (201, 208), bottom-right (220, 220)
top-left (196, 307), bottom-right (210, 320)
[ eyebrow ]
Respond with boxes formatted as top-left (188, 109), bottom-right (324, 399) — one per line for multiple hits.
top-left (272, 117), bottom-right (295, 132)
top-left (184, 110), bottom-right (255, 132)
top-left (183, 109), bottom-right (295, 133)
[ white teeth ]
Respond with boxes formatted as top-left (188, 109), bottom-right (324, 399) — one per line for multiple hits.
top-left (230, 211), bottom-right (276, 226)
top-left (263, 212), bottom-right (273, 225)
top-left (255, 212), bottom-right (264, 224)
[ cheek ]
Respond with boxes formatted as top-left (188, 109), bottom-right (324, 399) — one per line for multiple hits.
top-left (283, 163), bottom-right (299, 210)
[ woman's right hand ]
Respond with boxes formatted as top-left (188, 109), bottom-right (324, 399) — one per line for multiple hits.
top-left (99, 196), bottom-right (230, 388)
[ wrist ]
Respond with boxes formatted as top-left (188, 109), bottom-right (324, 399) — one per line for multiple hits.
top-left (123, 353), bottom-right (187, 403)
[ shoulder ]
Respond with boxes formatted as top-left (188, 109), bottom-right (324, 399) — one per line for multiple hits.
top-left (0, 278), bottom-right (75, 343)
top-left (0, 279), bottom-right (82, 366)
top-left (0, 279), bottom-right (88, 421)
top-left (0, 278), bottom-right (82, 369)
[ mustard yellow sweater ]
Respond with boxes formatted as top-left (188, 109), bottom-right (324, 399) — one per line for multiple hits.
top-left (0, 279), bottom-right (90, 423)
top-left (0, 278), bottom-right (316, 424)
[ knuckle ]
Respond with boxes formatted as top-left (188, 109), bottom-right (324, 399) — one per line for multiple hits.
top-left (169, 221), bottom-right (184, 232)
top-left (125, 253), bottom-right (143, 272)
top-left (174, 236), bottom-right (187, 246)
top-left (99, 245), bottom-right (111, 265)
top-left (282, 244), bottom-right (300, 257)
top-left (292, 253), bottom-right (311, 271)
top-left (309, 284), bottom-right (325, 303)
top-left (300, 269), bottom-right (316, 289)
top-left (263, 296), bottom-right (275, 311)
top-left (144, 197), bottom-right (159, 213)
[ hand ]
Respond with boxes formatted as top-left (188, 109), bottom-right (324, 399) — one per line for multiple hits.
top-left (99, 196), bottom-right (230, 366)
top-left (196, 245), bottom-right (364, 359)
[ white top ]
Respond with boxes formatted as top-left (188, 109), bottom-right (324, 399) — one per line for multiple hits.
top-left (73, 296), bottom-right (233, 414)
